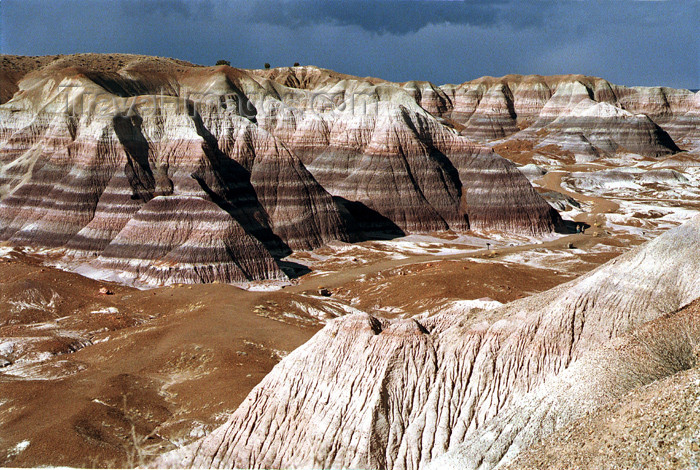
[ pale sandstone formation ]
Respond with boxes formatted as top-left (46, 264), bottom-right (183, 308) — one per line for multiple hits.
top-left (2, 55), bottom-right (697, 285)
top-left (246, 68), bottom-right (560, 235)
top-left (157, 216), bottom-right (700, 469)
top-left (431, 300), bottom-right (700, 470)
top-left (94, 195), bottom-right (284, 286)
top-left (435, 75), bottom-right (696, 158)
top-left (502, 313), bottom-right (700, 470)
top-left (0, 54), bottom-right (570, 285)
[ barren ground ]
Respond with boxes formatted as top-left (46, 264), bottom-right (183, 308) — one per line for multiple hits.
top-left (1, 146), bottom-right (699, 466)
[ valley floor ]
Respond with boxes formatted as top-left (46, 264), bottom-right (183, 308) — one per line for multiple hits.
top-left (1, 154), bottom-right (699, 467)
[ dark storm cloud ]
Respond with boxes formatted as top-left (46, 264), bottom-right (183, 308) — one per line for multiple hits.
top-left (1, 0), bottom-right (698, 89)
top-left (243, 0), bottom-right (509, 35)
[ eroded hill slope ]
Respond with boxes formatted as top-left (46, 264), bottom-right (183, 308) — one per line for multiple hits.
top-left (156, 216), bottom-right (700, 469)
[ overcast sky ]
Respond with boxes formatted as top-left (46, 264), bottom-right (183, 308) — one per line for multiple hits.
top-left (2, 0), bottom-right (698, 89)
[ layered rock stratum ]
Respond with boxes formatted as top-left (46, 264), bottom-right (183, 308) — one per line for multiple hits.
top-left (1, 54), bottom-right (697, 286)
top-left (157, 214), bottom-right (700, 469)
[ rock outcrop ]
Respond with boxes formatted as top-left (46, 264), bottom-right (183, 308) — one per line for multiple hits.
top-left (157, 215), bottom-right (700, 469)
top-left (436, 75), bottom-right (696, 159)
top-left (0, 54), bottom-right (570, 285)
top-left (501, 312), bottom-right (700, 470)
top-left (93, 195), bottom-right (284, 286)
top-left (431, 299), bottom-right (700, 470)
top-left (2, 55), bottom-right (696, 285)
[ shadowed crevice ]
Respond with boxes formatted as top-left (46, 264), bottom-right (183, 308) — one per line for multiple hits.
top-left (332, 196), bottom-right (406, 241)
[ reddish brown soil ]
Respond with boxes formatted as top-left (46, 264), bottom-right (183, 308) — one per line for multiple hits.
top-left (330, 259), bottom-right (577, 317)
top-left (1, 55), bottom-right (56, 103)
top-left (1, 53), bottom-right (200, 104)
top-left (1, 236), bottom-right (612, 467)
top-left (0, 255), bottom-right (318, 467)
top-left (493, 139), bottom-right (538, 165)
